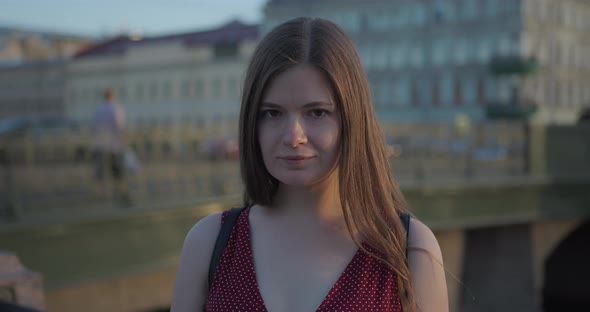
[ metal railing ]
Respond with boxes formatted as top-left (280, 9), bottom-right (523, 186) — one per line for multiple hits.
top-left (0, 121), bottom-right (527, 222)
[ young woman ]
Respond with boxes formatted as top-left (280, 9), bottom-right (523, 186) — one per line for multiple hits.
top-left (171, 17), bottom-right (448, 312)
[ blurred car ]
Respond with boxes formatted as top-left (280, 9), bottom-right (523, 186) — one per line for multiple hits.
top-left (0, 115), bottom-right (91, 165)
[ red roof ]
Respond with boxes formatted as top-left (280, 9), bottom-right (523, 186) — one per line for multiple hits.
top-left (74, 20), bottom-right (258, 59)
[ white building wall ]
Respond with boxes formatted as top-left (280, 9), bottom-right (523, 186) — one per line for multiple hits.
top-left (65, 36), bottom-right (256, 128)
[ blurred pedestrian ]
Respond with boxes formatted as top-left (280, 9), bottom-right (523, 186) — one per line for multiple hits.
top-left (172, 18), bottom-right (447, 312)
top-left (93, 87), bottom-right (130, 206)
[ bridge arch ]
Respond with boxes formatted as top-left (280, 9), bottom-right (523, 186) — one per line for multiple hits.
top-left (543, 220), bottom-right (590, 311)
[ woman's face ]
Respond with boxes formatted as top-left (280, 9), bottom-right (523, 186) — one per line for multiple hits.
top-left (258, 64), bottom-right (340, 188)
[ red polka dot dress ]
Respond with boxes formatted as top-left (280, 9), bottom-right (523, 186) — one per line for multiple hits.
top-left (206, 207), bottom-right (402, 311)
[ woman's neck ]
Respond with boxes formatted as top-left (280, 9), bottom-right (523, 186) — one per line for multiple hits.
top-left (269, 173), bottom-right (342, 223)
top-left (252, 172), bottom-right (359, 240)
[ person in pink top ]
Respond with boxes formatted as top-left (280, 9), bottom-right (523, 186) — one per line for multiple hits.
top-left (172, 18), bottom-right (448, 312)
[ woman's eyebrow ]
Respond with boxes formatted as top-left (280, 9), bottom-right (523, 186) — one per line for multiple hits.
top-left (260, 102), bottom-right (281, 108)
top-left (303, 101), bottom-right (334, 108)
top-left (260, 101), bottom-right (334, 108)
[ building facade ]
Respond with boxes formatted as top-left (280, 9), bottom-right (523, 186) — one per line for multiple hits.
top-left (0, 27), bottom-right (91, 66)
top-left (0, 60), bottom-right (66, 119)
top-left (66, 21), bottom-right (258, 130)
top-left (0, 28), bottom-right (92, 119)
top-left (262, 0), bottom-right (590, 124)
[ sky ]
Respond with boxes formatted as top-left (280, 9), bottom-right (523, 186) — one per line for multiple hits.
top-left (0, 0), bottom-right (268, 38)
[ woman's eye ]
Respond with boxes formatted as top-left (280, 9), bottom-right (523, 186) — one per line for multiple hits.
top-left (261, 109), bottom-right (281, 118)
top-left (309, 109), bottom-right (327, 117)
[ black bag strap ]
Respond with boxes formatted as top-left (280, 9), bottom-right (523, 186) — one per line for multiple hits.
top-left (399, 212), bottom-right (411, 257)
top-left (207, 207), bottom-right (245, 289)
top-left (398, 212), bottom-right (411, 312)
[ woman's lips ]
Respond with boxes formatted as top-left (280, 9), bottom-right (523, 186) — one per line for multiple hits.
top-left (277, 155), bottom-right (316, 165)
top-left (278, 155), bottom-right (315, 160)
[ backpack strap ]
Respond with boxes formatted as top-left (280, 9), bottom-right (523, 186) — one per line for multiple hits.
top-left (399, 212), bottom-right (411, 257)
top-left (208, 207), bottom-right (245, 289)
top-left (398, 212), bottom-right (411, 312)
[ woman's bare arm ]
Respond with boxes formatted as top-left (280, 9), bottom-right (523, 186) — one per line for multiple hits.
top-left (170, 212), bottom-right (222, 312)
top-left (408, 218), bottom-right (449, 312)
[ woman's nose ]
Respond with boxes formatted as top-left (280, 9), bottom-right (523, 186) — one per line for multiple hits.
top-left (282, 117), bottom-right (308, 147)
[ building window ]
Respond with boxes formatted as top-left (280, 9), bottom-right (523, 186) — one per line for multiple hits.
top-left (212, 78), bottom-right (221, 99)
top-left (477, 78), bottom-right (486, 105)
top-left (464, 39), bottom-right (475, 63)
top-left (195, 79), bottom-right (204, 99)
top-left (118, 85), bottom-right (127, 102)
top-left (420, 79), bottom-right (432, 107)
top-left (368, 11), bottom-right (390, 31)
top-left (551, 80), bottom-right (558, 106)
top-left (136, 83), bottom-right (144, 101)
top-left (342, 12), bottom-right (361, 33)
top-left (485, 0), bottom-right (498, 18)
top-left (149, 82), bottom-right (158, 100)
top-left (575, 83), bottom-right (582, 106)
top-left (432, 39), bottom-right (445, 66)
top-left (411, 79), bottom-right (420, 107)
top-left (181, 80), bottom-right (190, 98)
top-left (432, 1), bottom-right (456, 24)
top-left (389, 46), bottom-right (404, 68)
top-left (374, 45), bottom-right (388, 68)
top-left (559, 82), bottom-right (568, 107)
top-left (214, 42), bottom-right (238, 59)
top-left (413, 4), bottom-right (427, 26)
top-left (432, 78), bottom-right (440, 106)
top-left (95, 88), bottom-right (103, 103)
top-left (546, 78), bottom-right (555, 107)
top-left (362, 46), bottom-right (373, 69)
top-left (462, 0), bottom-right (478, 19)
top-left (69, 89), bottom-right (77, 104)
top-left (80, 88), bottom-right (87, 104)
top-left (163, 81), bottom-right (172, 99)
top-left (477, 38), bottom-right (491, 63)
top-left (453, 39), bottom-right (467, 65)
top-left (378, 79), bottom-right (391, 109)
top-left (397, 7), bottom-right (411, 29)
top-left (463, 78), bottom-right (476, 105)
top-left (533, 76), bottom-right (545, 99)
top-left (497, 79), bottom-right (512, 103)
top-left (397, 78), bottom-right (410, 106)
top-left (441, 74), bottom-right (453, 105)
top-left (567, 83), bottom-right (574, 107)
top-left (410, 44), bottom-right (424, 68)
top-left (228, 77), bottom-right (239, 99)
top-left (454, 78), bottom-right (463, 106)
top-left (498, 35), bottom-right (512, 56)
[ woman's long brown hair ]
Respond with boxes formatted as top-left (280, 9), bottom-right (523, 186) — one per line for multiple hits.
top-left (239, 17), bottom-right (417, 311)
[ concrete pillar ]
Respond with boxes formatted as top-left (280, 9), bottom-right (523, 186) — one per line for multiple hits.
top-left (434, 229), bottom-right (466, 312)
top-left (459, 224), bottom-right (535, 312)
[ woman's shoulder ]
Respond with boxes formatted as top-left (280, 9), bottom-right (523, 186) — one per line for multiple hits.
top-left (406, 218), bottom-right (449, 311)
top-left (183, 212), bottom-right (224, 251)
top-left (177, 211), bottom-right (226, 277)
top-left (407, 218), bottom-right (443, 262)
top-left (171, 211), bottom-right (225, 311)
